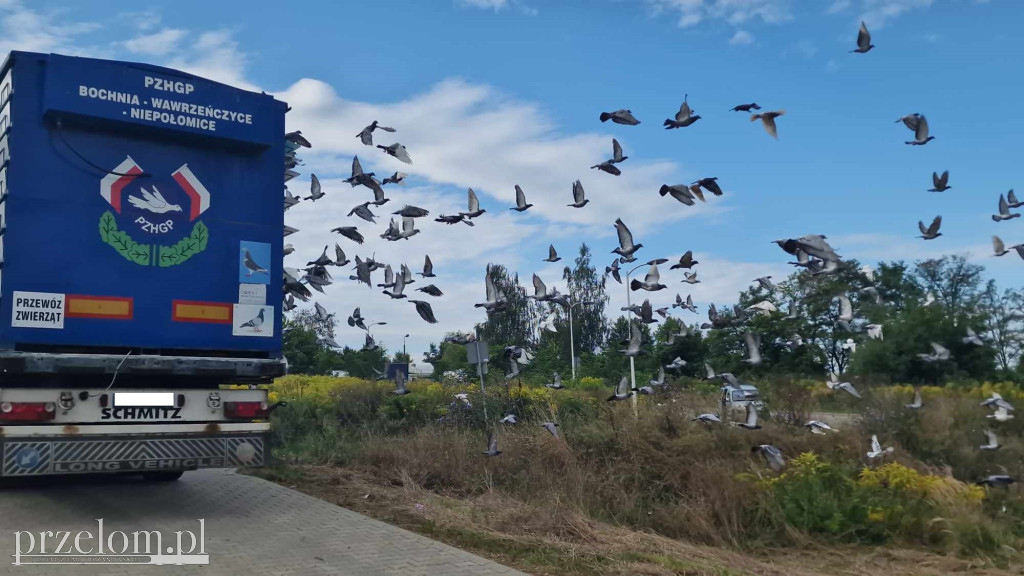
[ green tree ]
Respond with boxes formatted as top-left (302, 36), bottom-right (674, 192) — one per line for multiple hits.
top-left (479, 264), bottom-right (536, 349)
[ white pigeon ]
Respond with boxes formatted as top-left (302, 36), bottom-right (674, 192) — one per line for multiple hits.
top-left (859, 266), bottom-right (875, 282)
top-left (827, 373), bottom-right (861, 399)
top-left (128, 186), bottom-right (183, 214)
top-left (753, 444), bottom-right (785, 472)
top-left (866, 324), bottom-right (884, 340)
top-left (836, 294), bottom-right (853, 323)
top-left (746, 300), bottom-right (777, 316)
top-left (867, 435), bottom-right (894, 459)
top-left (923, 292), bottom-right (937, 307)
top-left (805, 420), bottom-right (838, 435)
top-left (988, 406), bottom-right (1014, 422)
top-left (665, 357), bottom-right (687, 370)
top-left (905, 388), bottom-right (923, 409)
top-left (980, 392), bottom-right (1014, 412)
top-left (538, 311), bottom-right (558, 333)
top-left (500, 413), bottom-right (518, 425)
top-left (979, 430), bottom-right (1001, 450)
top-left (842, 338), bottom-right (857, 353)
top-left (743, 332), bottom-right (762, 365)
top-left (963, 327), bottom-right (985, 346)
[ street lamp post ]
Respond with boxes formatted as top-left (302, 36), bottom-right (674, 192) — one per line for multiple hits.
top-left (403, 334), bottom-right (409, 358)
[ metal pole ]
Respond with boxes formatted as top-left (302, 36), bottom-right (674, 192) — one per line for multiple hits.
top-left (569, 304), bottom-right (576, 381)
top-left (625, 265), bottom-right (641, 419)
top-left (474, 327), bottom-right (488, 423)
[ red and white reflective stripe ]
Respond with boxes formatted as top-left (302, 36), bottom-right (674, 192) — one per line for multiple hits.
top-left (99, 156), bottom-right (143, 214)
top-left (172, 164), bottom-right (210, 222)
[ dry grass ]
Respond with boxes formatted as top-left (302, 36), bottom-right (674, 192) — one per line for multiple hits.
top-left (252, 464), bottom-right (1017, 576)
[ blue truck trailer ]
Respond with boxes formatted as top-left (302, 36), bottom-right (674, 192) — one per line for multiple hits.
top-left (0, 51), bottom-right (289, 479)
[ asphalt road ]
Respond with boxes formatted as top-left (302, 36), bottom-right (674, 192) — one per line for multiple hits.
top-left (0, 469), bottom-right (526, 576)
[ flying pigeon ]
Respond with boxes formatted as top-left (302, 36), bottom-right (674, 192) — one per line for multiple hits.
top-left (415, 285), bottom-right (443, 297)
top-left (917, 342), bottom-right (950, 362)
top-left (382, 171), bottom-right (408, 186)
top-left (461, 188), bottom-right (486, 218)
top-left (620, 323), bottom-right (643, 357)
top-left (664, 94), bottom-right (701, 128)
top-left (649, 366), bottom-right (666, 387)
top-left (866, 324), bottom-right (883, 340)
top-left (693, 413), bottom-right (722, 423)
top-left (979, 430), bottom-right (1001, 451)
top-left (377, 265), bottom-right (397, 289)
top-left (395, 217), bottom-right (420, 240)
top-left (307, 246), bottom-right (334, 267)
top-left (332, 226), bottom-right (365, 245)
top-left (500, 413), bottom-right (518, 425)
top-left (511, 185), bottom-right (533, 212)
top-left (633, 384), bottom-right (656, 395)
top-left (928, 171), bottom-right (951, 192)
top-left (681, 271), bottom-right (700, 284)
top-left (420, 255), bottom-right (436, 277)
top-left (435, 213), bottom-right (473, 226)
top-left (665, 357), bottom-right (686, 371)
top-left (805, 420), bottom-right (838, 435)
top-left (609, 138), bottom-right (628, 163)
top-left (730, 103), bottom-right (761, 112)
top-left (850, 21), bottom-right (874, 53)
top-left (993, 194), bottom-right (1021, 222)
top-left (475, 265), bottom-right (508, 314)
top-left (752, 445), bottom-right (785, 472)
top-left (751, 110), bottom-right (785, 139)
top-left (630, 263), bottom-right (666, 292)
top-left (283, 190), bottom-right (300, 211)
top-left (693, 177), bottom-right (723, 197)
top-left (568, 179), bottom-right (589, 208)
top-left (314, 302), bottom-right (331, 322)
top-left (918, 216), bottom-right (942, 240)
top-left (356, 120), bottom-right (396, 146)
top-left (547, 372), bottom-right (565, 390)
top-left (376, 142), bottom-right (413, 164)
top-left (747, 301), bottom-right (777, 316)
top-left (963, 327), bottom-right (985, 346)
top-left (242, 249), bottom-right (268, 277)
top-left (670, 251), bottom-right (698, 270)
top-left (305, 174), bottom-right (324, 201)
top-left (755, 276), bottom-right (775, 292)
top-left (742, 332), bottom-right (762, 365)
top-left (238, 309), bottom-right (266, 333)
top-left (482, 432), bottom-right (502, 457)
top-left (980, 392), bottom-right (1014, 412)
top-left (392, 371), bottom-right (410, 396)
top-left (544, 245), bottom-right (561, 263)
top-left (905, 388), bottom-right (924, 409)
top-left (837, 294), bottom-right (853, 322)
top-left (976, 475), bottom-right (1015, 488)
top-left (607, 376), bottom-right (634, 401)
top-left (737, 404), bottom-right (762, 430)
top-left (332, 244), bottom-right (350, 267)
top-left (826, 373), bottom-right (861, 398)
top-left (902, 113), bottom-right (934, 145)
top-left (605, 258), bottom-right (622, 283)
top-left (541, 422), bottom-right (560, 439)
top-left (128, 186), bottom-right (183, 213)
top-left (988, 406), bottom-right (1014, 422)
top-left (393, 205), bottom-right (430, 218)
top-left (285, 130), bottom-right (311, 148)
top-left (612, 219), bottom-right (643, 259)
top-left (383, 270), bottom-right (407, 299)
top-left (591, 159), bottom-right (621, 176)
top-left (992, 235), bottom-right (1024, 257)
top-left (866, 435), bottom-right (894, 459)
top-left (410, 300), bottom-right (438, 323)
top-left (659, 184), bottom-right (696, 206)
top-left (599, 109), bottom-right (640, 125)
top-left (348, 202), bottom-right (377, 224)
top-left (1007, 189), bottom-right (1023, 208)
top-left (638, 299), bottom-right (658, 324)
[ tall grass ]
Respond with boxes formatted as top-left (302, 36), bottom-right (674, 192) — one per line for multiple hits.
top-left (266, 374), bottom-right (1022, 562)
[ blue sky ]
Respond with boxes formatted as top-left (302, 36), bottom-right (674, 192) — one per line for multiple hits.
top-left (5, 0), bottom-right (1022, 357)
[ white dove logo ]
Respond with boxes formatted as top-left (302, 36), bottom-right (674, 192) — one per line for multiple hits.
top-left (127, 185), bottom-right (183, 214)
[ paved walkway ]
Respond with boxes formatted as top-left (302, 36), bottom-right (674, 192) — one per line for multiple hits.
top-left (0, 469), bottom-right (527, 576)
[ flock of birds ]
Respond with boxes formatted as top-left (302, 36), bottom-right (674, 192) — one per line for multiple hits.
top-left (278, 21), bottom-right (1018, 486)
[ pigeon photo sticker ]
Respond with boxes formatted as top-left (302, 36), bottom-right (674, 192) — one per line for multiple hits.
top-left (232, 304), bottom-right (274, 337)
top-left (239, 241), bottom-right (271, 285)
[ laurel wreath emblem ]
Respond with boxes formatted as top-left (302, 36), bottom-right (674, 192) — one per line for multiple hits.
top-left (99, 211), bottom-right (209, 267)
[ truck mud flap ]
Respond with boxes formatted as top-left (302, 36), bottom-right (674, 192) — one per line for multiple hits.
top-left (1, 434), bottom-right (265, 477)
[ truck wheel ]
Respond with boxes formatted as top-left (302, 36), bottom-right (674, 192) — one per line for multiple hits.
top-left (141, 471), bottom-right (185, 482)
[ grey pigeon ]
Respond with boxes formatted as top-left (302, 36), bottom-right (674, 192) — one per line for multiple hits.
top-left (547, 372), bottom-right (565, 390)
top-left (393, 371), bottom-right (410, 396)
top-left (755, 276), bottom-right (775, 291)
top-left (693, 413), bottom-right (722, 423)
top-left (630, 263), bottom-right (666, 292)
top-left (416, 284), bottom-right (443, 297)
top-left (850, 21), bottom-right (874, 53)
top-left (605, 258), bottom-right (622, 283)
top-left (659, 184), bottom-right (696, 206)
top-left (609, 138), bottom-right (628, 163)
top-left (382, 171), bottom-right (408, 186)
top-left (410, 300), bottom-right (438, 323)
top-left (650, 366), bottom-right (666, 387)
top-left (283, 294), bottom-right (296, 312)
top-left (541, 422), bottom-right (560, 439)
top-left (333, 244), bottom-right (350, 267)
top-left (693, 177), bottom-right (723, 197)
top-left (307, 246), bottom-right (333, 267)
top-left (543, 245), bottom-right (561, 263)
top-left (343, 156), bottom-right (386, 198)
top-left (314, 302), bottom-right (330, 322)
top-left (305, 174), bottom-right (324, 201)
top-left (332, 226), bottom-right (364, 245)
top-left (671, 251), bottom-right (698, 269)
top-left (993, 194), bottom-right (1021, 222)
top-left (607, 376), bottom-right (634, 401)
top-left (902, 113), bottom-right (934, 145)
top-left (434, 213), bottom-right (473, 226)
top-left (347, 307), bottom-right (367, 330)
top-left (664, 94), bottom-right (701, 128)
top-left (743, 332), bottom-right (762, 365)
top-left (350, 257), bottom-right (372, 287)
top-left (1007, 189), bottom-right (1023, 208)
top-left (681, 271), bottom-right (700, 284)
top-left (751, 110), bottom-right (785, 139)
top-left (620, 323), bottom-right (643, 357)
top-left (376, 142), bottom-right (413, 164)
top-left (238, 309), bottom-right (266, 332)
top-left (752, 445), bottom-right (785, 472)
top-left (992, 235), bottom-right (1024, 257)
top-left (461, 188), bottom-right (486, 218)
top-left (500, 413), bottom-right (518, 425)
top-left (420, 254), bottom-right (436, 277)
top-left (977, 475), bottom-right (1015, 488)
top-left (482, 432), bottom-right (502, 457)
top-left (928, 170), bottom-right (951, 192)
top-left (599, 109), bottom-right (640, 125)
top-left (805, 420), bottom-right (838, 435)
top-left (383, 269), bottom-right (407, 299)
top-left (348, 202), bottom-right (377, 223)
top-left (963, 327), bottom-right (985, 346)
top-left (612, 219), bottom-right (643, 259)
top-left (356, 120), bottom-right (396, 146)
top-left (638, 299), bottom-right (658, 324)
top-left (591, 160), bottom-right (621, 176)
top-left (730, 103), bottom-right (761, 112)
top-left (737, 404), bottom-right (762, 430)
top-left (285, 131), bottom-right (311, 148)
top-left (511, 185), bottom-right (533, 212)
top-left (284, 189), bottom-right (300, 210)
top-left (475, 265), bottom-right (508, 314)
top-left (917, 215), bottom-right (942, 240)
top-left (568, 180), bottom-right (589, 208)
top-left (392, 205), bottom-right (430, 218)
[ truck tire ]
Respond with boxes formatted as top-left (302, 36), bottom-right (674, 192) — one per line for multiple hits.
top-left (141, 471), bottom-right (185, 482)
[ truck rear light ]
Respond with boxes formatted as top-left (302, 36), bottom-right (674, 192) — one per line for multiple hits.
top-left (0, 402), bottom-right (56, 422)
top-left (223, 401), bottom-right (268, 420)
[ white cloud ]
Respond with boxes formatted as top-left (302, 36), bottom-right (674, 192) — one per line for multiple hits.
top-left (165, 29), bottom-right (256, 91)
top-left (826, 0), bottom-right (852, 14)
top-left (121, 28), bottom-right (185, 56)
top-left (0, 0), bottom-right (100, 57)
top-left (647, 0), bottom-right (793, 28)
top-left (457, 0), bottom-right (537, 15)
top-left (729, 30), bottom-right (754, 45)
top-left (858, 0), bottom-right (934, 28)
